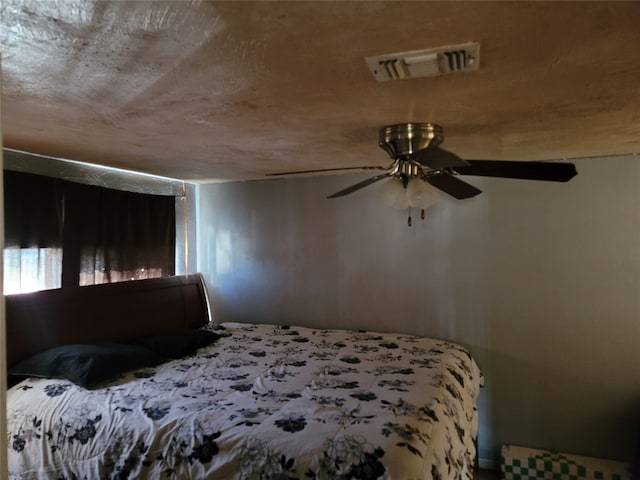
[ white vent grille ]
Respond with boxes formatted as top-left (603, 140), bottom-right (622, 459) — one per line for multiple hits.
top-left (365, 42), bottom-right (480, 82)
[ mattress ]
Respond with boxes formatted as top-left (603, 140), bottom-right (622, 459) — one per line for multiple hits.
top-left (7, 322), bottom-right (483, 479)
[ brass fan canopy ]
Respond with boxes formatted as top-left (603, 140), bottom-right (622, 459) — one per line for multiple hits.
top-left (378, 123), bottom-right (444, 159)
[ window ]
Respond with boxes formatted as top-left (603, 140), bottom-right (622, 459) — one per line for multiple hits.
top-left (3, 170), bottom-right (63, 294)
top-left (3, 247), bottom-right (62, 294)
top-left (3, 170), bottom-right (176, 293)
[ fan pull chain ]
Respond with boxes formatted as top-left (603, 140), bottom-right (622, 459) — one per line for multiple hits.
top-left (407, 208), bottom-right (428, 226)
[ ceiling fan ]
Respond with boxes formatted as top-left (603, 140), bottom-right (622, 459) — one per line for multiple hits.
top-left (268, 123), bottom-right (578, 201)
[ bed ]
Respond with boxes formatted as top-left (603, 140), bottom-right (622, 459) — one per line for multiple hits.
top-left (5, 274), bottom-right (483, 479)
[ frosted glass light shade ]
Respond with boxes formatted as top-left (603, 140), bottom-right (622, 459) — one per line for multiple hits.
top-left (406, 178), bottom-right (438, 208)
top-left (380, 178), bottom-right (410, 209)
top-left (380, 177), bottom-right (439, 210)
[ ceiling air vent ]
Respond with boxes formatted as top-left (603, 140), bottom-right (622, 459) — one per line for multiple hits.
top-left (365, 42), bottom-right (480, 82)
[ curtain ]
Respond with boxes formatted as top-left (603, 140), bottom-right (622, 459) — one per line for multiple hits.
top-left (3, 171), bottom-right (64, 293)
top-left (4, 170), bottom-right (176, 291)
top-left (62, 181), bottom-right (176, 287)
top-left (4, 170), bottom-right (63, 248)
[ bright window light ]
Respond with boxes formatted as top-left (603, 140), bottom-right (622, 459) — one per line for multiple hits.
top-left (3, 247), bottom-right (63, 294)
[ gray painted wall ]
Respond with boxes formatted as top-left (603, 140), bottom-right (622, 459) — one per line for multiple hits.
top-left (197, 155), bottom-right (640, 464)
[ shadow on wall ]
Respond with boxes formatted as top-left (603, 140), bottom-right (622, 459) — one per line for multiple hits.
top-left (484, 349), bottom-right (639, 463)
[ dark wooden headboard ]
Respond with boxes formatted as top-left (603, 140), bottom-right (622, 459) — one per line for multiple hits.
top-left (5, 273), bottom-right (211, 367)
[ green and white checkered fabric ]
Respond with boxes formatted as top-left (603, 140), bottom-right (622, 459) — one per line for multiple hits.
top-left (501, 445), bottom-right (630, 480)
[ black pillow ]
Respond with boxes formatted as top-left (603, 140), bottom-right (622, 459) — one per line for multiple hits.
top-left (8, 343), bottom-right (166, 388)
top-left (133, 329), bottom-right (220, 359)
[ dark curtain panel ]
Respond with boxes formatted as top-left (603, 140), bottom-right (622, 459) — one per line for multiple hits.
top-left (4, 171), bottom-right (175, 289)
top-left (62, 182), bottom-right (176, 287)
top-left (4, 170), bottom-right (63, 248)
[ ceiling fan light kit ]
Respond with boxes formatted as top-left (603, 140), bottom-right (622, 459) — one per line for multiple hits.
top-left (380, 177), bottom-right (439, 210)
top-left (381, 177), bottom-right (439, 227)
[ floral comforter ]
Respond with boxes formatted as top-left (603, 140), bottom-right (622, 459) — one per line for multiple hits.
top-left (7, 322), bottom-right (483, 479)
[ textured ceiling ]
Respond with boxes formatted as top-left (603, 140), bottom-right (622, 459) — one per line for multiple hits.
top-left (1, 1), bottom-right (639, 182)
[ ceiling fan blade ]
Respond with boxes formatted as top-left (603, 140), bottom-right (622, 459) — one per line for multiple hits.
top-left (267, 165), bottom-right (388, 176)
top-left (426, 174), bottom-right (482, 199)
top-left (455, 160), bottom-right (577, 182)
top-left (411, 145), bottom-right (470, 169)
top-left (327, 172), bottom-right (393, 198)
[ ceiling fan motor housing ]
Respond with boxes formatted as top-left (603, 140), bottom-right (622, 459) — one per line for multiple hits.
top-left (378, 123), bottom-right (444, 159)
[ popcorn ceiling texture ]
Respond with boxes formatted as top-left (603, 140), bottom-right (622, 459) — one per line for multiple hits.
top-left (1, 1), bottom-right (639, 180)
